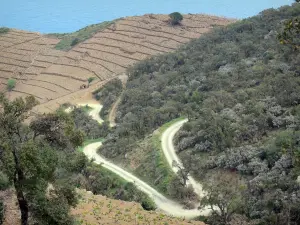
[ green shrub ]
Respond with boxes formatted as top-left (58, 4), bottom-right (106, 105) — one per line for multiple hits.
top-left (70, 38), bottom-right (79, 46)
top-left (0, 27), bottom-right (9, 34)
top-left (169, 12), bottom-right (183, 25)
top-left (87, 77), bottom-right (96, 85)
top-left (7, 78), bottom-right (16, 91)
top-left (141, 197), bottom-right (156, 211)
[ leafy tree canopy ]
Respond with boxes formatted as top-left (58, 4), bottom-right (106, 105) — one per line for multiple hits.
top-left (169, 12), bottom-right (183, 25)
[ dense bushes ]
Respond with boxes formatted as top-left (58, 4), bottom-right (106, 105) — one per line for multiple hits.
top-left (70, 106), bottom-right (109, 139)
top-left (100, 3), bottom-right (300, 224)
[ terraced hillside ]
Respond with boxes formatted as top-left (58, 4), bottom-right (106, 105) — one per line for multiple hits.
top-left (0, 14), bottom-right (234, 113)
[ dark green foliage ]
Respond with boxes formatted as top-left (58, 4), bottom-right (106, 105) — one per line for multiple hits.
top-left (0, 94), bottom-right (86, 225)
top-left (100, 4), bottom-right (300, 224)
top-left (70, 107), bottom-right (109, 139)
top-left (93, 79), bottom-right (123, 118)
top-left (169, 12), bottom-right (183, 25)
top-left (141, 197), bottom-right (156, 211)
top-left (0, 27), bottom-right (9, 34)
top-left (87, 77), bottom-right (96, 85)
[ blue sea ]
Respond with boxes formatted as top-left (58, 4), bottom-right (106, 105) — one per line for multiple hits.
top-left (0, 0), bottom-right (293, 34)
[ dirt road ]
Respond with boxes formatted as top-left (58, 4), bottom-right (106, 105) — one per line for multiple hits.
top-left (79, 104), bottom-right (210, 218)
top-left (161, 119), bottom-right (206, 198)
top-left (83, 142), bottom-right (211, 218)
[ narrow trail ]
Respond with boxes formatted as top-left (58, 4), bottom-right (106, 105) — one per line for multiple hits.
top-left (162, 119), bottom-right (206, 198)
top-left (80, 104), bottom-right (210, 218)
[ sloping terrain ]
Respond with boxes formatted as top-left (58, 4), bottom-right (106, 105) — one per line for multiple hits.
top-left (0, 189), bottom-right (206, 225)
top-left (72, 189), bottom-right (206, 225)
top-left (0, 14), bottom-right (234, 113)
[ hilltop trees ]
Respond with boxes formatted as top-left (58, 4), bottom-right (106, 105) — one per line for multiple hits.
top-left (0, 94), bottom-right (84, 225)
top-left (169, 12), bottom-right (183, 25)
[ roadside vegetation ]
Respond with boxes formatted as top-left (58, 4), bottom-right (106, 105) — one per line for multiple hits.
top-left (48, 21), bottom-right (115, 51)
top-left (100, 3), bottom-right (300, 225)
top-left (69, 105), bottom-right (156, 211)
top-left (132, 118), bottom-right (198, 208)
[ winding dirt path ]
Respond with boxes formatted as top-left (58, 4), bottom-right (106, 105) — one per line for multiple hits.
top-left (162, 119), bottom-right (206, 198)
top-left (80, 104), bottom-right (210, 218)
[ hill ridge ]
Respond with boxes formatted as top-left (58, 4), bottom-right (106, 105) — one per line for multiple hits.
top-left (0, 13), bottom-right (235, 113)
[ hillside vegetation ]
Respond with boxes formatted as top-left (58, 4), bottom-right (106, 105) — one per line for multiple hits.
top-left (48, 21), bottom-right (115, 51)
top-left (100, 3), bottom-right (300, 225)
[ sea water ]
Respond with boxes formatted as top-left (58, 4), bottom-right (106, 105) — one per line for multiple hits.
top-left (0, 0), bottom-right (292, 33)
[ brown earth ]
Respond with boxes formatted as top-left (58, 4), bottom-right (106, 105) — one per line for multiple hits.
top-left (0, 189), bottom-right (20, 225)
top-left (72, 189), bottom-right (206, 225)
top-left (0, 14), bottom-right (235, 113)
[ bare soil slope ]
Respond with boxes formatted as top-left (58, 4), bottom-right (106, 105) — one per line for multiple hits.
top-left (72, 189), bottom-right (206, 225)
top-left (0, 14), bottom-right (234, 113)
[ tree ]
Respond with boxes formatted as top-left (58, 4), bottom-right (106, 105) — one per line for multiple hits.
top-left (0, 94), bottom-right (84, 225)
top-left (278, 0), bottom-right (300, 49)
top-left (199, 172), bottom-right (244, 225)
top-left (169, 12), bottom-right (183, 25)
top-left (7, 78), bottom-right (16, 91)
top-left (172, 160), bottom-right (189, 186)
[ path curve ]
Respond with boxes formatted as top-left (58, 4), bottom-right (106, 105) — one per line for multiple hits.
top-left (78, 103), bottom-right (104, 124)
top-left (161, 119), bottom-right (205, 198)
top-left (79, 104), bottom-right (210, 218)
top-left (83, 143), bottom-right (210, 218)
